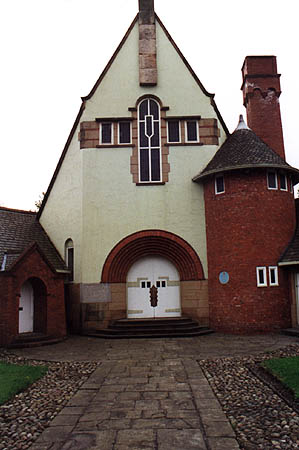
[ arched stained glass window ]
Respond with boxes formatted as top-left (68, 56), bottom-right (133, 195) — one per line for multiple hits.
top-left (138, 98), bottom-right (161, 182)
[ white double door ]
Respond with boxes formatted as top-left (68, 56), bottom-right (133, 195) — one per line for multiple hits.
top-left (19, 281), bottom-right (34, 333)
top-left (127, 256), bottom-right (181, 319)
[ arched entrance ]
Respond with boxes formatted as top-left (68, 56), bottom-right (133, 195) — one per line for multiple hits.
top-left (101, 230), bottom-right (204, 283)
top-left (19, 278), bottom-right (47, 334)
top-left (127, 256), bottom-right (180, 318)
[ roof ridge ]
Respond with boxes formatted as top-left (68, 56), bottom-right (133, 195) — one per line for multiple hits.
top-left (0, 206), bottom-right (36, 215)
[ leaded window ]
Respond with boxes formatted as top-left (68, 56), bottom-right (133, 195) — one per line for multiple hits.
top-left (138, 98), bottom-right (161, 182)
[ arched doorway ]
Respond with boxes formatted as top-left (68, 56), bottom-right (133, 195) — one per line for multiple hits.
top-left (127, 256), bottom-right (181, 318)
top-left (19, 278), bottom-right (47, 334)
top-left (19, 281), bottom-right (34, 333)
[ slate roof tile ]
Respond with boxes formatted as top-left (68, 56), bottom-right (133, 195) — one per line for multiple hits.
top-left (0, 207), bottom-right (67, 272)
top-left (279, 199), bottom-right (299, 264)
top-left (193, 129), bottom-right (299, 182)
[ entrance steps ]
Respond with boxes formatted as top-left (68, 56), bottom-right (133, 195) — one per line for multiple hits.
top-left (281, 327), bottom-right (299, 337)
top-left (82, 317), bottom-right (214, 339)
top-left (8, 333), bottom-right (65, 349)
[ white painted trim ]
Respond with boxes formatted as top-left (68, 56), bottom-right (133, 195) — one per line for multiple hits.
top-left (167, 120), bottom-right (181, 144)
top-left (279, 173), bottom-right (288, 191)
top-left (256, 266), bottom-right (267, 287)
top-left (185, 120), bottom-right (199, 143)
top-left (138, 98), bottom-right (162, 183)
top-left (269, 266), bottom-right (279, 286)
top-left (267, 171), bottom-right (278, 190)
top-left (278, 261), bottom-right (299, 266)
top-left (99, 122), bottom-right (114, 145)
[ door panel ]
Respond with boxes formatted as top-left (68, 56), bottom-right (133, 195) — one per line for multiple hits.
top-left (19, 281), bottom-right (34, 333)
top-left (127, 256), bottom-right (181, 318)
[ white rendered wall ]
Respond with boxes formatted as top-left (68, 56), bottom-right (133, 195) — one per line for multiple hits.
top-left (40, 20), bottom-right (227, 285)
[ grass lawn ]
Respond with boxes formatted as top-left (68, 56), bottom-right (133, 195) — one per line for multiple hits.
top-left (0, 362), bottom-right (48, 405)
top-left (262, 356), bottom-right (299, 399)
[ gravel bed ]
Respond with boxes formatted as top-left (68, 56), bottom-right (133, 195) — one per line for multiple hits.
top-left (0, 351), bottom-right (98, 450)
top-left (1, 344), bottom-right (299, 449)
top-left (200, 344), bottom-right (299, 450)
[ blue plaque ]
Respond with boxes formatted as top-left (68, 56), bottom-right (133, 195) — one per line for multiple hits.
top-left (219, 271), bottom-right (229, 284)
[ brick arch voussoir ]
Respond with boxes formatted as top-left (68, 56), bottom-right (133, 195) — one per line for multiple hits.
top-left (101, 230), bottom-right (204, 283)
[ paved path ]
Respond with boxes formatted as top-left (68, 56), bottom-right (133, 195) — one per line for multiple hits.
top-left (11, 333), bottom-right (295, 450)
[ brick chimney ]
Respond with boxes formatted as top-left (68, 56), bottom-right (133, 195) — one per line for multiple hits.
top-left (138, 0), bottom-right (157, 86)
top-left (241, 56), bottom-right (285, 159)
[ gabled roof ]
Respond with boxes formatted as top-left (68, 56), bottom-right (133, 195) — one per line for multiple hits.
top-left (193, 127), bottom-right (299, 182)
top-left (279, 199), bottom-right (299, 266)
top-left (0, 207), bottom-right (67, 273)
top-left (37, 12), bottom-right (228, 219)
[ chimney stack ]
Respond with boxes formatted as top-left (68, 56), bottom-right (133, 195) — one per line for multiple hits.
top-left (138, 0), bottom-right (157, 86)
top-left (241, 56), bottom-right (285, 159)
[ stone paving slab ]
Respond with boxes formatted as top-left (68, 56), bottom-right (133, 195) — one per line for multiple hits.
top-left (31, 351), bottom-right (240, 449)
top-left (8, 333), bottom-right (297, 449)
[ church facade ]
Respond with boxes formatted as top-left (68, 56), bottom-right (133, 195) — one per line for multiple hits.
top-left (1, 0), bottom-right (299, 346)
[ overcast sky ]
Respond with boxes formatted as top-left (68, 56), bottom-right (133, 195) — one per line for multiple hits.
top-left (1, 0), bottom-right (298, 210)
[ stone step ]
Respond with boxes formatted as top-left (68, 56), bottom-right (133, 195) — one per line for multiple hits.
top-left (82, 316), bottom-right (214, 339)
top-left (8, 333), bottom-right (65, 349)
top-left (83, 328), bottom-right (214, 339)
top-left (281, 327), bottom-right (299, 337)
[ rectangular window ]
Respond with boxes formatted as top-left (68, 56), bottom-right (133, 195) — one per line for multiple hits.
top-left (118, 122), bottom-right (131, 144)
top-left (100, 122), bottom-right (113, 144)
top-left (279, 174), bottom-right (287, 191)
top-left (185, 120), bottom-right (199, 142)
top-left (290, 177), bottom-right (293, 193)
top-left (215, 175), bottom-right (225, 194)
top-left (269, 266), bottom-right (278, 286)
top-left (267, 171), bottom-right (277, 190)
top-left (256, 267), bottom-right (267, 287)
top-left (167, 121), bottom-right (180, 143)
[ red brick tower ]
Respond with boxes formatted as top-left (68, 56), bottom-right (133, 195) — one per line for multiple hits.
top-left (193, 56), bottom-right (299, 333)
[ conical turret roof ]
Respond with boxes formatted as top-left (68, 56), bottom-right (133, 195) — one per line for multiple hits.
top-left (193, 116), bottom-right (299, 183)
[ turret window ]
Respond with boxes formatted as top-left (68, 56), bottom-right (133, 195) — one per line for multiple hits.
top-left (267, 171), bottom-right (278, 190)
top-left (256, 267), bottom-right (267, 287)
top-left (215, 175), bottom-right (225, 194)
top-left (269, 266), bottom-right (279, 286)
top-left (279, 174), bottom-right (287, 191)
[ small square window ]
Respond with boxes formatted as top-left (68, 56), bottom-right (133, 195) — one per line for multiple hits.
top-left (267, 171), bottom-right (277, 190)
top-left (185, 121), bottom-right (199, 142)
top-left (147, 281), bottom-right (151, 288)
top-left (269, 266), bottom-right (278, 286)
top-left (280, 174), bottom-right (287, 191)
top-left (167, 121), bottom-right (180, 143)
top-left (141, 281), bottom-right (146, 288)
top-left (156, 281), bottom-right (160, 288)
top-left (215, 175), bottom-right (225, 194)
top-left (161, 280), bottom-right (166, 288)
top-left (100, 123), bottom-right (113, 144)
top-left (119, 122), bottom-right (131, 144)
top-left (256, 267), bottom-right (267, 287)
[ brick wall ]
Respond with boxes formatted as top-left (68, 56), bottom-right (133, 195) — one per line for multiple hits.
top-left (0, 247), bottom-right (66, 347)
top-left (242, 56), bottom-right (285, 159)
top-left (204, 169), bottom-right (296, 333)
